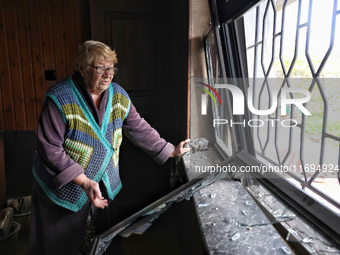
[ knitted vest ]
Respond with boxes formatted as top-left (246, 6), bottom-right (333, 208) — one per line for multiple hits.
top-left (33, 76), bottom-right (130, 212)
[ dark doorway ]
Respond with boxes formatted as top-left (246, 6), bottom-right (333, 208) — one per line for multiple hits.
top-left (89, 1), bottom-right (201, 254)
top-left (90, 0), bottom-right (189, 221)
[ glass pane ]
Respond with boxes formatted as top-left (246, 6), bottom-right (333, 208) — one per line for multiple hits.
top-left (242, 0), bottom-right (340, 208)
top-left (204, 31), bottom-right (234, 155)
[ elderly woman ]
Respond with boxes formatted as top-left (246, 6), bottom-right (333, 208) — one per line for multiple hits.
top-left (30, 40), bottom-right (189, 255)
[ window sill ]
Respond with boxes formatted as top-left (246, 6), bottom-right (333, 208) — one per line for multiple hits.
top-left (182, 145), bottom-right (340, 254)
top-left (182, 146), bottom-right (294, 255)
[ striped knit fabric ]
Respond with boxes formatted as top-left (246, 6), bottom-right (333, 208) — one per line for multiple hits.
top-left (33, 76), bottom-right (130, 212)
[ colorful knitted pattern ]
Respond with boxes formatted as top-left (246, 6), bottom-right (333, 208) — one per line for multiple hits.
top-left (33, 76), bottom-right (130, 212)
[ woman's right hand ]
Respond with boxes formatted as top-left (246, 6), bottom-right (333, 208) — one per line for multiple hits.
top-left (73, 174), bottom-right (108, 209)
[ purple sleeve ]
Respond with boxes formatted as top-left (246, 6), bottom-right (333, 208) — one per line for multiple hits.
top-left (123, 103), bottom-right (175, 165)
top-left (37, 97), bottom-right (84, 188)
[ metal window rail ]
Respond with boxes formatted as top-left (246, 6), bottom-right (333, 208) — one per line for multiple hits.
top-left (246, 0), bottom-right (340, 209)
top-left (204, 29), bottom-right (236, 156)
top-left (203, 28), bottom-right (255, 157)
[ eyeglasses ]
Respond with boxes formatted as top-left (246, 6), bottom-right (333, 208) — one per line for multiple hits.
top-left (88, 64), bottom-right (118, 75)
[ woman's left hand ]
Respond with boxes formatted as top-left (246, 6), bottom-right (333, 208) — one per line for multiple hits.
top-left (170, 139), bottom-right (191, 158)
top-left (74, 173), bottom-right (108, 209)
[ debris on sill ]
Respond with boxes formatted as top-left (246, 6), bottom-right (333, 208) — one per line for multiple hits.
top-left (193, 180), bottom-right (294, 255)
top-left (185, 137), bottom-right (209, 153)
top-left (182, 147), bottom-right (340, 255)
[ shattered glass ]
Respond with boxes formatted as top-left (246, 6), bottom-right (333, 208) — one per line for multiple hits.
top-left (88, 170), bottom-right (227, 255)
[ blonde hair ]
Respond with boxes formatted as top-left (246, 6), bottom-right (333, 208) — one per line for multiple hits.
top-left (74, 40), bottom-right (118, 72)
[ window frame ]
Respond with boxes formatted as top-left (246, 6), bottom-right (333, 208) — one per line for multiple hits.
top-left (207, 0), bottom-right (340, 247)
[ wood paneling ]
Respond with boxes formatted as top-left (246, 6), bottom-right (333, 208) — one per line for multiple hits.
top-left (0, 0), bottom-right (90, 131)
top-left (0, 0), bottom-right (15, 130)
top-left (17, 2), bottom-right (37, 130)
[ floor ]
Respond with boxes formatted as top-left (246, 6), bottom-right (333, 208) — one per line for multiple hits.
top-left (15, 214), bottom-right (30, 255)
top-left (16, 235), bottom-right (29, 255)
top-left (8, 199), bottom-right (205, 255)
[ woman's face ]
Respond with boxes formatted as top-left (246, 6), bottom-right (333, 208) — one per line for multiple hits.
top-left (80, 57), bottom-right (114, 95)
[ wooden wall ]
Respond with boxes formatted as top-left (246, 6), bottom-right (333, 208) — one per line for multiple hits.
top-left (0, 0), bottom-right (90, 131)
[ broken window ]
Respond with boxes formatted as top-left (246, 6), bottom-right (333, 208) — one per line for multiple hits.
top-left (205, 0), bottom-right (340, 252)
